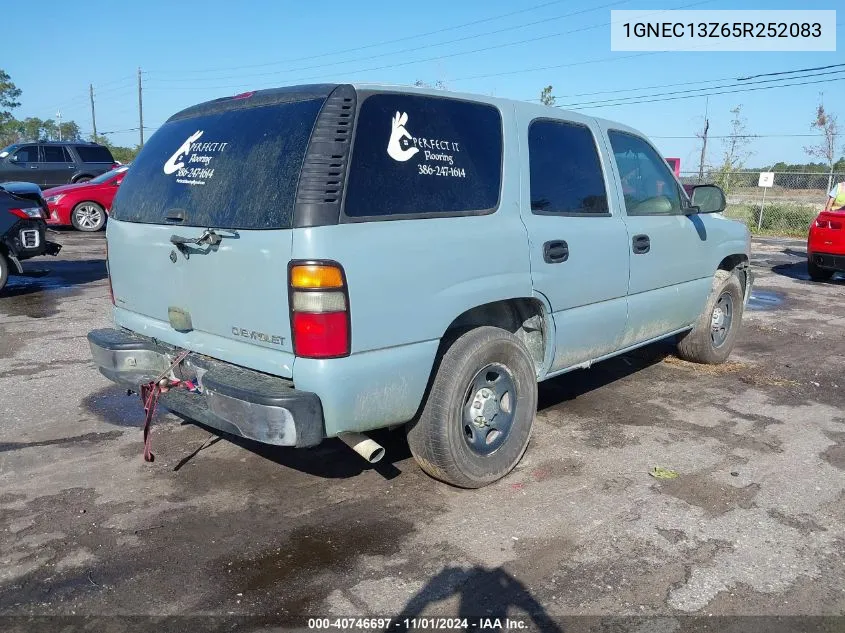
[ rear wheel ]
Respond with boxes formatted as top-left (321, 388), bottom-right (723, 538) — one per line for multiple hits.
top-left (71, 202), bottom-right (106, 232)
top-left (74, 176), bottom-right (92, 183)
top-left (676, 269), bottom-right (744, 364)
top-left (406, 326), bottom-right (537, 488)
top-left (807, 260), bottom-right (834, 282)
top-left (0, 254), bottom-right (8, 293)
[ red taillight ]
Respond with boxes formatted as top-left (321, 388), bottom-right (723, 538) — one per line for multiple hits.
top-left (830, 221), bottom-right (842, 230)
top-left (292, 312), bottom-right (349, 358)
top-left (815, 218), bottom-right (829, 228)
top-left (289, 262), bottom-right (350, 359)
top-left (9, 207), bottom-right (45, 219)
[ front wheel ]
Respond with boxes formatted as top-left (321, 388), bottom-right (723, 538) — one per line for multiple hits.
top-left (71, 202), bottom-right (106, 232)
top-left (406, 326), bottom-right (538, 488)
top-left (676, 269), bottom-right (744, 365)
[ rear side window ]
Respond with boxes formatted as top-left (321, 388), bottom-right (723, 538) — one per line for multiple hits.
top-left (43, 146), bottom-right (72, 162)
top-left (110, 98), bottom-right (325, 230)
top-left (528, 120), bottom-right (608, 215)
top-left (344, 94), bottom-right (502, 218)
top-left (74, 145), bottom-right (114, 163)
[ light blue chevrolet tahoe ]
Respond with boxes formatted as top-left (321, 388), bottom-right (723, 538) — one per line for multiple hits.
top-left (88, 83), bottom-right (752, 488)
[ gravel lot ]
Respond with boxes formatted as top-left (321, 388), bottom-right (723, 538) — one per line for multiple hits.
top-left (1, 231), bottom-right (843, 630)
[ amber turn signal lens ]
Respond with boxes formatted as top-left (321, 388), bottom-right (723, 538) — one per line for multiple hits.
top-left (290, 264), bottom-right (344, 289)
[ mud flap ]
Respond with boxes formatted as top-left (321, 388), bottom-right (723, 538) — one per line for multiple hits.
top-left (5, 253), bottom-right (23, 274)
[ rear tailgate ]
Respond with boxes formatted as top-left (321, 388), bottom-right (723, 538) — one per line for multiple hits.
top-left (107, 92), bottom-right (328, 378)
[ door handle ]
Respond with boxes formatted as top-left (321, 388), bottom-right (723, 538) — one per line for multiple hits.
top-left (632, 234), bottom-right (650, 254)
top-left (29, 165), bottom-right (38, 169)
top-left (543, 240), bottom-right (569, 263)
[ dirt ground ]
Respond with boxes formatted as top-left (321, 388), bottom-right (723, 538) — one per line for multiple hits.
top-left (1, 231), bottom-right (843, 631)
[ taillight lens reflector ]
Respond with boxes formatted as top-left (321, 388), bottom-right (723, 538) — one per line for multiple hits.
top-left (290, 264), bottom-right (344, 289)
top-left (292, 312), bottom-right (348, 358)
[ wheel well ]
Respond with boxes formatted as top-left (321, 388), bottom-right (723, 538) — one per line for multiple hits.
top-left (718, 254), bottom-right (750, 292)
top-left (72, 174), bottom-right (94, 183)
top-left (443, 299), bottom-right (547, 374)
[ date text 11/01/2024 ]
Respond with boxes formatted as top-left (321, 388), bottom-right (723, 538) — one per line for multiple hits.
top-left (307, 617), bottom-right (529, 630)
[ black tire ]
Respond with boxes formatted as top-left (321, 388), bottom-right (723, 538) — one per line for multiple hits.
top-left (676, 269), bottom-right (744, 365)
top-left (73, 176), bottom-right (92, 183)
top-left (71, 202), bottom-right (106, 232)
top-left (406, 326), bottom-right (537, 488)
top-left (807, 260), bottom-right (834, 282)
top-left (0, 254), bottom-right (8, 293)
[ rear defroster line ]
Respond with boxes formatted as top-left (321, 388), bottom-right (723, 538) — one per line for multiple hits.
top-left (138, 349), bottom-right (198, 462)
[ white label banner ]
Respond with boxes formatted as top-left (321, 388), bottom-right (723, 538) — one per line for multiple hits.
top-left (611, 10), bottom-right (836, 52)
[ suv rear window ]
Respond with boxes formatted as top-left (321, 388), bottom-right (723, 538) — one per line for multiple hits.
top-left (74, 145), bottom-right (114, 163)
top-left (110, 98), bottom-right (325, 230)
top-left (344, 94), bottom-right (502, 218)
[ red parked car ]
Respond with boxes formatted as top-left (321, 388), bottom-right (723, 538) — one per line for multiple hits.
top-left (807, 208), bottom-right (845, 281)
top-left (43, 165), bottom-right (128, 232)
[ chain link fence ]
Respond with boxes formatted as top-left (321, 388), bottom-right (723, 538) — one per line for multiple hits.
top-left (679, 171), bottom-right (842, 237)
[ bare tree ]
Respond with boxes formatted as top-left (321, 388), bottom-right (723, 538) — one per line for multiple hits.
top-left (716, 105), bottom-right (753, 195)
top-left (804, 100), bottom-right (840, 192)
top-left (539, 85), bottom-right (556, 107)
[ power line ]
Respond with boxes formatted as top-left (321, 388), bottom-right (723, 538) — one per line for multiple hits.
top-left (145, 0), bottom-right (578, 76)
top-left (561, 76), bottom-right (845, 110)
top-left (557, 69), bottom-right (845, 108)
top-left (147, 0), bottom-right (633, 84)
top-left (452, 51), bottom-right (662, 83)
top-left (737, 63), bottom-right (845, 81)
top-left (651, 133), bottom-right (825, 139)
top-left (144, 0), bottom-right (714, 93)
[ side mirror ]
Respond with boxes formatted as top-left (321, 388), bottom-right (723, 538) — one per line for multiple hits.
top-left (8, 154), bottom-right (18, 162)
top-left (690, 184), bottom-right (726, 214)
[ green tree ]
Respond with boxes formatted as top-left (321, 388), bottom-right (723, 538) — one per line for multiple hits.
top-left (0, 69), bottom-right (21, 121)
top-left (539, 85), bottom-right (556, 107)
top-left (0, 69), bottom-right (22, 146)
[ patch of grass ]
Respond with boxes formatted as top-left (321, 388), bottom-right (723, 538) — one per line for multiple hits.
top-left (725, 203), bottom-right (816, 238)
top-left (662, 355), bottom-right (747, 374)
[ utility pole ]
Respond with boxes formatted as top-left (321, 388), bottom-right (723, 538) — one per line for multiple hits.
top-left (696, 97), bottom-right (709, 184)
top-left (56, 110), bottom-right (63, 141)
top-left (89, 83), bottom-right (97, 140)
top-left (137, 67), bottom-right (144, 147)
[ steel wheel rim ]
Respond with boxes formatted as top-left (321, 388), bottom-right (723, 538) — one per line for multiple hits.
top-left (75, 205), bottom-right (102, 229)
top-left (461, 363), bottom-right (517, 456)
top-left (710, 292), bottom-right (734, 348)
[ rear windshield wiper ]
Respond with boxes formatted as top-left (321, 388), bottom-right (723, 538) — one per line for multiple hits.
top-left (170, 229), bottom-right (238, 258)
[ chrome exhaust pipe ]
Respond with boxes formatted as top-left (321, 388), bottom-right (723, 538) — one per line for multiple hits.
top-left (338, 432), bottom-right (385, 464)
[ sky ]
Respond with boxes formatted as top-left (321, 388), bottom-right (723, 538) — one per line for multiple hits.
top-left (4, 0), bottom-right (843, 170)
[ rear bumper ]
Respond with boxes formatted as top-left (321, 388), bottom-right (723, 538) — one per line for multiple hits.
top-left (808, 251), bottom-right (845, 272)
top-left (87, 328), bottom-right (324, 447)
top-left (2, 220), bottom-right (61, 261)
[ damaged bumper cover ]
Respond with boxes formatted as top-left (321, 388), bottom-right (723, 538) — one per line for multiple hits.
top-left (87, 328), bottom-right (324, 447)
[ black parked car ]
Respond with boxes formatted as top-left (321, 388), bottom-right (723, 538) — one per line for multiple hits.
top-left (0, 182), bottom-right (62, 292)
top-left (0, 141), bottom-right (117, 188)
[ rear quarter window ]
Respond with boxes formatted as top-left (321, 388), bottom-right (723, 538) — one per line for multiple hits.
top-left (75, 145), bottom-right (115, 163)
top-left (344, 94), bottom-right (503, 218)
